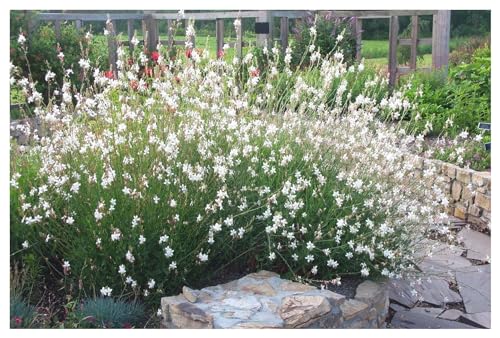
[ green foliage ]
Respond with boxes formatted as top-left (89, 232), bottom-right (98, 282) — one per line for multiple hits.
top-left (10, 295), bottom-right (37, 328)
top-left (74, 298), bottom-right (146, 328)
top-left (400, 45), bottom-right (490, 137)
top-left (449, 35), bottom-right (490, 66)
top-left (10, 23), bottom-right (109, 104)
top-left (291, 13), bottom-right (357, 67)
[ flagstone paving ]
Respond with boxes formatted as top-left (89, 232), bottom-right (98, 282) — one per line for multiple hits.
top-left (386, 224), bottom-right (491, 329)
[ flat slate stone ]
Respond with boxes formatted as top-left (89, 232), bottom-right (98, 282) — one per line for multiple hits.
top-left (389, 277), bottom-right (462, 307)
top-left (418, 254), bottom-right (472, 282)
top-left (408, 307), bottom-right (444, 318)
top-left (389, 302), bottom-right (408, 313)
top-left (390, 311), bottom-right (476, 329)
top-left (457, 228), bottom-right (491, 262)
top-left (455, 265), bottom-right (491, 314)
top-left (438, 309), bottom-right (464, 321)
top-left (461, 312), bottom-right (491, 328)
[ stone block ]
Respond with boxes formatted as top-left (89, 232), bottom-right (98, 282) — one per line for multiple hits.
top-left (451, 181), bottom-right (462, 201)
top-left (467, 205), bottom-right (482, 217)
top-left (456, 168), bottom-right (472, 184)
top-left (442, 163), bottom-right (458, 178)
top-left (472, 172), bottom-right (490, 187)
top-left (475, 193), bottom-right (491, 211)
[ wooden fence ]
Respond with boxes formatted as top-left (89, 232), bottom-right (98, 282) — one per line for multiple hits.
top-left (33, 10), bottom-right (451, 86)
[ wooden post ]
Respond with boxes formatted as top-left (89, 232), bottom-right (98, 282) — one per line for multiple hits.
top-left (410, 15), bottom-right (419, 71)
top-left (256, 10), bottom-right (273, 48)
top-left (216, 18), bottom-right (224, 56)
top-left (106, 20), bottom-right (118, 77)
top-left (280, 16), bottom-right (289, 53)
top-left (167, 19), bottom-right (174, 48)
top-left (75, 20), bottom-right (82, 30)
top-left (144, 14), bottom-right (158, 52)
top-left (388, 16), bottom-right (399, 87)
top-left (432, 10), bottom-right (451, 72)
top-left (235, 17), bottom-right (243, 58)
top-left (354, 17), bottom-right (363, 62)
top-left (54, 20), bottom-right (61, 40)
top-left (127, 19), bottom-right (134, 49)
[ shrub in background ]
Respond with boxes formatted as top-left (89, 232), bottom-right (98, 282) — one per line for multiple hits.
top-left (291, 12), bottom-right (357, 67)
top-left (449, 35), bottom-right (490, 66)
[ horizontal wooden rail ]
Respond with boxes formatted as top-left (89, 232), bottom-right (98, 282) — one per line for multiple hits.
top-left (152, 11), bottom-right (265, 20)
top-left (397, 66), bottom-right (432, 75)
top-left (37, 13), bottom-right (143, 21)
top-left (398, 38), bottom-right (432, 46)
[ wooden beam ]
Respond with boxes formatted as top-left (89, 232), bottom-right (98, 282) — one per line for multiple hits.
top-left (388, 16), bottom-right (399, 87)
top-left (410, 15), bottom-right (419, 71)
top-left (152, 11), bottom-right (264, 20)
top-left (54, 20), bottom-right (61, 40)
top-left (354, 17), bottom-right (363, 62)
top-left (432, 10), bottom-right (451, 71)
top-left (167, 19), bottom-right (174, 48)
top-left (235, 18), bottom-right (243, 58)
top-left (127, 19), bottom-right (134, 49)
top-left (398, 37), bottom-right (432, 46)
top-left (280, 16), bottom-right (289, 53)
top-left (38, 13), bottom-right (144, 21)
top-left (256, 10), bottom-right (273, 48)
top-left (144, 14), bottom-right (158, 52)
top-left (216, 18), bottom-right (224, 56)
top-left (106, 20), bottom-right (118, 77)
top-left (75, 20), bottom-right (82, 30)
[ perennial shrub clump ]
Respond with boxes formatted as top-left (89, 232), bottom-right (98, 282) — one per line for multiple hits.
top-left (11, 17), bottom-right (453, 307)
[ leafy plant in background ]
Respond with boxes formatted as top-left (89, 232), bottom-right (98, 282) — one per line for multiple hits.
top-left (449, 35), bottom-right (490, 66)
top-left (400, 45), bottom-right (490, 137)
top-left (291, 12), bottom-right (357, 67)
top-left (73, 298), bottom-right (146, 328)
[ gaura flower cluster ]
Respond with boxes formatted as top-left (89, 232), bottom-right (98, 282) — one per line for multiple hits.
top-left (10, 19), bottom-right (453, 302)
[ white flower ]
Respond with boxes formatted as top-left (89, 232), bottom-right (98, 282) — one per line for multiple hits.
top-left (111, 229), bottom-right (121, 241)
top-left (70, 182), bottom-right (80, 193)
top-left (336, 34), bottom-right (344, 42)
top-left (309, 26), bottom-right (317, 37)
top-left (311, 265), bottom-right (318, 275)
top-left (197, 251), bottom-right (209, 262)
top-left (66, 216), bottom-right (74, 225)
top-left (148, 279), bottom-right (156, 289)
top-left (78, 59), bottom-right (91, 70)
top-left (45, 234), bottom-right (52, 243)
top-left (169, 199), bottom-right (177, 208)
top-left (159, 235), bottom-right (169, 244)
top-left (94, 209), bottom-right (103, 221)
top-left (118, 264), bottom-right (126, 275)
top-left (327, 259), bottom-right (339, 268)
top-left (126, 250), bottom-right (135, 263)
top-left (45, 70), bottom-right (56, 82)
top-left (268, 252), bottom-right (276, 261)
top-left (169, 261), bottom-right (177, 270)
top-left (22, 240), bottom-right (29, 249)
top-left (62, 260), bottom-right (71, 269)
top-left (164, 246), bottom-right (174, 258)
top-left (100, 286), bottom-right (112, 297)
top-left (96, 238), bottom-right (102, 246)
top-left (305, 254), bottom-right (314, 263)
top-left (139, 235), bottom-right (146, 245)
top-left (306, 241), bottom-right (315, 251)
top-left (17, 34), bottom-right (26, 45)
top-left (157, 308), bottom-right (162, 317)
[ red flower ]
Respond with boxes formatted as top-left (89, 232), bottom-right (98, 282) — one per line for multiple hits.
top-left (174, 76), bottom-right (181, 84)
top-left (151, 51), bottom-right (160, 62)
top-left (185, 49), bottom-right (192, 59)
top-left (14, 316), bottom-right (23, 326)
top-left (217, 49), bottom-right (224, 59)
top-left (250, 69), bottom-right (260, 77)
top-left (144, 67), bottom-right (153, 77)
top-left (122, 322), bottom-right (132, 328)
top-left (130, 80), bottom-right (138, 91)
top-left (128, 58), bottom-right (134, 66)
top-left (104, 70), bottom-right (114, 79)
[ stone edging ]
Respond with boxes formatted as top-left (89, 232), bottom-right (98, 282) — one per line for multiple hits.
top-left (414, 157), bottom-right (491, 230)
top-left (160, 270), bottom-right (388, 329)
